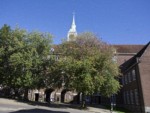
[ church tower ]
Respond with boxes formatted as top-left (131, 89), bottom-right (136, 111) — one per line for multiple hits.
top-left (67, 13), bottom-right (77, 41)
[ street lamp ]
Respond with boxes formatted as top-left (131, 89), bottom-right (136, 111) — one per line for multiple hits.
top-left (110, 95), bottom-right (114, 112)
top-left (110, 94), bottom-right (116, 113)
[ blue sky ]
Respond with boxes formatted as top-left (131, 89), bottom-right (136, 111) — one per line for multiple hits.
top-left (0, 0), bottom-right (150, 44)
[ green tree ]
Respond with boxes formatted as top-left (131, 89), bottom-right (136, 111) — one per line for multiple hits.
top-left (0, 24), bottom-right (53, 99)
top-left (55, 32), bottom-right (120, 107)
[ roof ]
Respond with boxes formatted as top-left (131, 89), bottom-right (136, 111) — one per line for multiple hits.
top-left (113, 45), bottom-right (144, 53)
top-left (120, 42), bottom-right (150, 73)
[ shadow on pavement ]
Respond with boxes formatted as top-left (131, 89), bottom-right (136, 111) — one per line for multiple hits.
top-left (16, 99), bottom-right (81, 110)
top-left (0, 97), bottom-right (109, 112)
top-left (16, 99), bottom-right (109, 111)
top-left (9, 108), bottom-right (69, 113)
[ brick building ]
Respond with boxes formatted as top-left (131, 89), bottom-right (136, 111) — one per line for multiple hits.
top-left (27, 15), bottom-right (150, 112)
top-left (115, 42), bottom-right (150, 113)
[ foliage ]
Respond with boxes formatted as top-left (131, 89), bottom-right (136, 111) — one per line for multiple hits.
top-left (0, 24), bottom-right (120, 102)
top-left (55, 32), bottom-right (120, 97)
top-left (0, 24), bottom-right (53, 98)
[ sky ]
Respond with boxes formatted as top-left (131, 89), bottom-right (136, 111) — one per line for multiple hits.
top-left (0, 0), bottom-right (150, 45)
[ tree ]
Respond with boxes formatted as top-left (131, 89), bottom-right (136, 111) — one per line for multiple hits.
top-left (55, 32), bottom-right (120, 107)
top-left (0, 24), bottom-right (53, 99)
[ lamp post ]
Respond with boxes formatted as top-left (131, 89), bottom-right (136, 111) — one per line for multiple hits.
top-left (110, 94), bottom-right (116, 113)
top-left (110, 94), bottom-right (114, 112)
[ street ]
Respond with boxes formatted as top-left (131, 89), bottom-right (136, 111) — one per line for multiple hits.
top-left (0, 98), bottom-right (111, 113)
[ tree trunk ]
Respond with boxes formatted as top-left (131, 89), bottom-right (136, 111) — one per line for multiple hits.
top-left (90, 95), bottom-right (92, 104)
top-left (14, 88), bottom-right (19, 99)
top-left (81, 93), bottom-right (86, 108)
top-left (24, 88), bottom-right (29, 101)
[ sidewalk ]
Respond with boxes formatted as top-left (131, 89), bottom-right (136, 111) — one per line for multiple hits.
top-left (0, 98), bottom-right (28, 106)
top-left (0, 98), bottom-right (117, 113)
top-left (58, 102), bottom-right (117, 113)
top-left (87, 105), bottom-right (117, 113)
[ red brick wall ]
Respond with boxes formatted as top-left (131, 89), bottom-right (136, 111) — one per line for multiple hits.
top-left (138, 44), bottom-right (150, 112)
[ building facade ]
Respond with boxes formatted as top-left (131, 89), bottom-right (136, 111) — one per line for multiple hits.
top-left (26, 14), bottom-right (150, 113)
top-left (115, 42), bottom-right (150, 113)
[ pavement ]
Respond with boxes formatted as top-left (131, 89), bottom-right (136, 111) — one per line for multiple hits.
top-left (0, 98), bottom-right (117, 113)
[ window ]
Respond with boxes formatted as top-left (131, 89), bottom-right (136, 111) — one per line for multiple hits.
top-left (123, 92), bottom-right (126, 104)
top-left (130, 90), bottom-right (134, 104)
top-left (135, 89), bottom-right (139, 105)
top-left (127, 91), bottom-right (130, 104)
top-left (128, 72), bottom-right (131, 82)
top-left (132, 69), bottom-right (136, 81)
top-left (125, 74), bottom-right (128, 84)
top-left (122, 76), bottom-right (124, 85)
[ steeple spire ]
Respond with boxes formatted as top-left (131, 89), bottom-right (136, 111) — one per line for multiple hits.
top-left (72, 12), bottom-right (75, 27)
top-left (67, 12), bottom-right (77, 41)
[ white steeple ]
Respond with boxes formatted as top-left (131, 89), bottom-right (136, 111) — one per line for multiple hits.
top-left (67, 13), bottom-right (77, 41)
